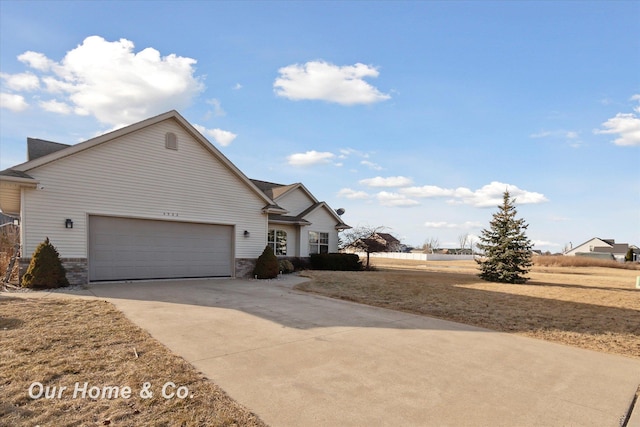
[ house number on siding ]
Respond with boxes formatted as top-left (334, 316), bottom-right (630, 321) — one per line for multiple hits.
top-left (163, 212), bottom-right (179, 217)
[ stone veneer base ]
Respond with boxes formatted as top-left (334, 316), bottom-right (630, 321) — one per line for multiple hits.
top-left (18, 257), bottom-right (260, 285)
top-left (19, 258), bottom-right (88, 286)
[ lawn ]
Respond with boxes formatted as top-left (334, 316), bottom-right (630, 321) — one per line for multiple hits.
top-left (0, 296), bottom-right (266, 427)
top-left (296, 259), bottom-right (640, 359)
top-left (2, 259), bottom-right (638, 425)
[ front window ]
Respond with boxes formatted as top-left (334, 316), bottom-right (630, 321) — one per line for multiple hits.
top-left (268, 229), bottom-right (287, 255)
top-left (309, 231), bottom-right (329, 254)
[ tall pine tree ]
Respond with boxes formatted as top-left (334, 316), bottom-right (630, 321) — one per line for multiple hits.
top-left (476, 191), bottom-right (532, 284)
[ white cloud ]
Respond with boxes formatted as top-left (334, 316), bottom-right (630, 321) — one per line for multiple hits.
top-left (206, 129), bottom-right (237, 146)
top-left (401, 181), bottom-right (548, 208)
top-left (233, 83), bottom-right (242, 90)
top-left (529, 130), bottom-right (553, 139)
top-left (359, 176), bottom-right (413, 188)
top-left (0, 72), bottom-right (40, 91)
top-left (565, 131), bottom-right (579, 139)
top-left (274, 60), bottom-right (390, 105)
top-left (18, 51), bottom-right (55, 71)
top-left (193, 124), bottom-right (237, 146)
top-left (376, 191), bottom-right (419, 207)
top-left (339, 147), bottom-right (369, 158)
top-left (595, 113), bottom-right (640, 146)
top-left (463, 182), bottom-right (548, 207)
top-left (39, 99), bottom-right (73, 114)
top-left (360, 160), bottom-right (383, 171)
top-left (206, 98), bottom-right (225, 116)
top-left (337, 188), bottom-right (370, 200)
top-left (595, 96), bottom-right (640, 147)
top-left (424, 221), bottom-right (483, 229)
top-left (402, 185), bottom-right (455, 198)
top-left (0, 93), bottom-right (29, 112)
top-left (287, 150), bottom-right (335, 166)
top-left (531, 240), bottom-right (562, 248)
top-left (15, 36), bottom-right (205, 128)
top-left (530, 129), bottom-right (582, 147)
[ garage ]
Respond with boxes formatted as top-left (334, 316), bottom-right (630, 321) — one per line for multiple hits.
top-left (89, 216), bottom-right (233, 281)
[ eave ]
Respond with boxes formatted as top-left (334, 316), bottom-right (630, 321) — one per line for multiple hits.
top-left (262, 204), bottom-right (289, 215)
top-left (0, 173), bottom-right (38, 215)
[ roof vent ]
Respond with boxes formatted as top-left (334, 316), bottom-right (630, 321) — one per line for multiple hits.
top-left (165, 132), bottom-right (178, 150)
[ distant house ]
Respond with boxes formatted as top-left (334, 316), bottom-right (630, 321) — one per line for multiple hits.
top-left (345, 232), bottom-right (402, 254)
top-left (564, 238), bottom-right (634, 262)
top-left (374, 233), bottom-right (402, 252)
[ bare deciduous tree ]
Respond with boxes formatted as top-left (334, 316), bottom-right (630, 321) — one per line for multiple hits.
top-left (422, 237), bottom-right (440, 254)
top-left (340, 225), bottom-right (389, 269)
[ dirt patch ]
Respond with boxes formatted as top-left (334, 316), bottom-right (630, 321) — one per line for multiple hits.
top-left (296, 260), bottom-right (640, 359)
top-left (0, 296), bottom-right (266, 426)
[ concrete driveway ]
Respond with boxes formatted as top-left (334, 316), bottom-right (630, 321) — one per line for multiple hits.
top-left (59, 276), bottom-right (639, 427)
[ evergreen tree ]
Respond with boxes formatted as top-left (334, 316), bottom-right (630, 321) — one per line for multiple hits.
top-left (253, 245), bottom-right (279, 279)
top-left (476, 191), bottom-right (532, 284)
top-left (625, 248), bottom-right (634, 262)
top-left (22, 237), bottom-right (69, 288)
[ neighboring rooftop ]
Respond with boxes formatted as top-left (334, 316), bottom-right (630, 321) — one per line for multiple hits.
top-left (250, 179), bottom-right (299, 200)
top-left (27, 138), bottom-right (71, 161)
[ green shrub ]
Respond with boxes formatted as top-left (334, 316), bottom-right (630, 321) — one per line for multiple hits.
top-left (290, 257), bottom-right (311, 271)
top-left (22, 237), bottom-right (69, 289)
top-left (278, 259), bottom-right (295, 274)
top-left (253, 246), bottom-right (279, 279)
top-left (310, 253), bottom-right (362, 271)
top-left (625, 248), bottom-right (634, 263)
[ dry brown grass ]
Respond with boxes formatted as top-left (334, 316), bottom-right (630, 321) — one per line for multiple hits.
top-left (296, 259), bottom-right (640, 359)
top-left (534, 255), bottom-right (640, 270)
top-left (0, 297), bottom-right (266, 427)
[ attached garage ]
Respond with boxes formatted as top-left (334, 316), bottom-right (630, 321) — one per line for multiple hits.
top-left (89, 216), bottom-right (233, 281)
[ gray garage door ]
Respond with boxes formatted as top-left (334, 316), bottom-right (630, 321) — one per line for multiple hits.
top-left (89, 216), bottom-right (233, 281)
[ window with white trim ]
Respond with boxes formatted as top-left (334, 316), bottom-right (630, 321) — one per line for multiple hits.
top-left (268, 229), bottom-right (287, 255)
top-left (309, 231), bottom-right (329, 254)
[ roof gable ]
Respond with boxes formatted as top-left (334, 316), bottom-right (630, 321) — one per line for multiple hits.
top-left (297, 201), bottom-right (350, 230)
top-left (376, 232), bottom-right (400, 244)
top-left (250, 180), bottom-right (319, 204)
top-left (27, 138), bottom-right (71, 161)
top-left (251, 180), bottom-right (350, 230)
top-left (6, 110), bottom-right (278, 209)
top-left (566, 237), bottom-right (612, 254)
top-left (250, 179), bottom-right (300, 200)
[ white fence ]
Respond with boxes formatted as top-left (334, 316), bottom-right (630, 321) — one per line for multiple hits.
top-left (353, 252), bottom-right (475, 261)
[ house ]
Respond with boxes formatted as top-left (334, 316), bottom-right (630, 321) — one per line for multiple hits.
top-left (375, 233), bottom-right (402, 252)
top-left (564, 238), bottom-right (633, 262)
top-left (250, 179), bottom-right (350, 257)
top-left (346, 232), bottom-right (402, 253)
top-left (0, 110), bottom-right (349, 284)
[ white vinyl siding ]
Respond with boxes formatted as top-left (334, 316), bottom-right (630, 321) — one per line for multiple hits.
top-left (564, 238), bottom-right (610, 256)
top-left (276, 188), bottom-right (316, 216)
top-left (21, 119), bottom-right (268, 260)
top-left (299, 206), bottom-right (340, 256)
top-left (0, 182), bottom-right (21, 215)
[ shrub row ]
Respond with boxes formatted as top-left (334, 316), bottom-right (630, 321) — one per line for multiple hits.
top-left (310, 253), bottom-right (362, 271)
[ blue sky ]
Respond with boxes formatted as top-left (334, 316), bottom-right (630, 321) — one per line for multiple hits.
top-left (1, 1), bottom-right (638, 252)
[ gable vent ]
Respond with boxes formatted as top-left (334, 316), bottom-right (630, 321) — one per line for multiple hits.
top-left (165, 132), bottom-right (178, 150)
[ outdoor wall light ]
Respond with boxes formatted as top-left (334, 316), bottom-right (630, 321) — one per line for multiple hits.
top-left (65, 219), bottom-right (73, 229)
top-left (244, 230), bottom-right (250, 238)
